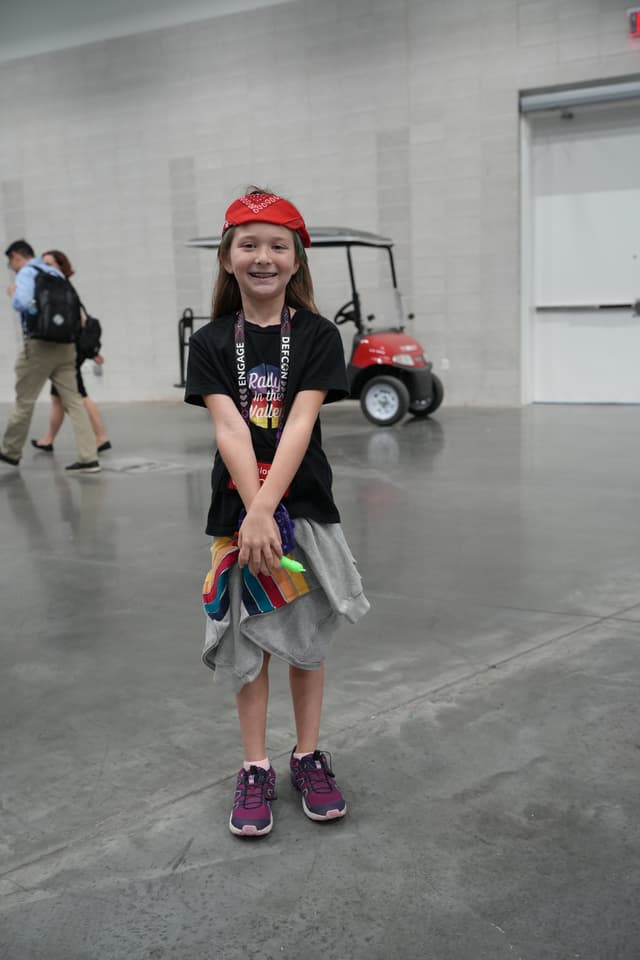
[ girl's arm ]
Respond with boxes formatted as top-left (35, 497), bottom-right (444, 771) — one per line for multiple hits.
top-left (203, 394), bottom-right (262, 510)
top-left (238, 389), bottom-right (327, 573)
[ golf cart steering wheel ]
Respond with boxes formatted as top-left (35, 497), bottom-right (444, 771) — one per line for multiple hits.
top-left (334, 300), bottom-right (357, 325)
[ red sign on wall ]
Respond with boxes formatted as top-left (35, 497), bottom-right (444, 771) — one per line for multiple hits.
top-left (630, 8), bottom-right (640, 36)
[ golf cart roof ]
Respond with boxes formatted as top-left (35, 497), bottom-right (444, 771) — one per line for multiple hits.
top-left (186, 227), bottom-right (394, 250)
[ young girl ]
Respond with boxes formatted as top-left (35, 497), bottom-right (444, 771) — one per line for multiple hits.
top-left (32, 249), bottom-right (111, 454)
top-left (185, 189), bottom-right (369, 837)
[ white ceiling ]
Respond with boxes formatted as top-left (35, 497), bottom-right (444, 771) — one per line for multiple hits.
top-left (0, 0), bottom-right (292, 63)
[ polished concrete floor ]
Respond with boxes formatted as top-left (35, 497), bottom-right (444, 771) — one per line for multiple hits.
top-left (1, 399), bottom-right (639, 960)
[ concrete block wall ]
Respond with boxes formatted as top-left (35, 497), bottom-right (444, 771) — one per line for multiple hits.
top-left (0, 0), bottom-right (637, 404)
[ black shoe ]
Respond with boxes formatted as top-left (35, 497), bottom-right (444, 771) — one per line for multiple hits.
top-left (0, 450), bottom-right (20, 466)
top-left (31, 440), bottom-right (54, 452)
top-left (65, 460), bottom-right (101, 473)
top-left (97, 441), bottom-right (112, 453)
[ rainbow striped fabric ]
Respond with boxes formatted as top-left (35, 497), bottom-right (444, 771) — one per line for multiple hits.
top-left (202, 537), bottom-right (311, 621)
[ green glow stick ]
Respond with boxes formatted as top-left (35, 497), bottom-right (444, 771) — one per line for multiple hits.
top-left (280, 556), bottom-right (306, 574)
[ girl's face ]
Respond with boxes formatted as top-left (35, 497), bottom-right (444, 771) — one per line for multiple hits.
top-left (223, 222), bottom-right (298, 303)
top-left (42, 253), bottom-right (59, 269)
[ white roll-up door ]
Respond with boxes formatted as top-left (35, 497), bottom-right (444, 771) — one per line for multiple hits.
top-left (527, 100), bottom-right (640, 403)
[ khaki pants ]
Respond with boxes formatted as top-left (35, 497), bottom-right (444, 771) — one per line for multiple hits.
top-left (2, 340), bottom-right (97, 463)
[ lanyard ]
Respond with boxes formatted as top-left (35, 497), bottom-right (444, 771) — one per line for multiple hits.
top-left (235, 305), bottom-right (291, 442)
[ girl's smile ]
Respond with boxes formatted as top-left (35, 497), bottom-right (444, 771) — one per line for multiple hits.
top-left (249, 271), bottom-right (278, 282)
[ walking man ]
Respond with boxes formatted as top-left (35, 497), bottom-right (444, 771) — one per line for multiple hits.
top-left (0, 240), bottom-right (100, 472)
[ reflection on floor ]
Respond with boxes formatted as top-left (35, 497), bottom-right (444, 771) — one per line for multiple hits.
top-left (1, 401), bottom-right (639, 959)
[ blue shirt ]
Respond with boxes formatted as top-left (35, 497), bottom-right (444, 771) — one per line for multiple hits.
top-left (12, 257), bottom-right (64, 336)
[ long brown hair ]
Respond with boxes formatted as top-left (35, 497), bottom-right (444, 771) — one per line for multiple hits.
top-left (211, 189), bottom-right (318, 319)
top-left (42, 249), bottom-right (74, 278)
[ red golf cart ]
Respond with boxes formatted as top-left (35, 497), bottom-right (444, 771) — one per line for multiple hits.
top-left (176, 227), bottom-right (443, 426)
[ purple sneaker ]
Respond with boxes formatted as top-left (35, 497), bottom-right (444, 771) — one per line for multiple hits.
top-left (229, 765), bottom-right (276, 837)
top-left (290, 749), bottom-right (347, 821)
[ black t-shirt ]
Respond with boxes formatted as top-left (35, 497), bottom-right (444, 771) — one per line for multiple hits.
top-left (185, 309), bottom-right (349, 536)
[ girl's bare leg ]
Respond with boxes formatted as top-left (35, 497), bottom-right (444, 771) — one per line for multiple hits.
top-left (236, 652), bottom-right (271, 761)
top-left (83, 396), bottom-right (108, 447)
top-left (37, 395), bottom-right (65, 445)
top-left (289, 663), bottom-right (324, 754)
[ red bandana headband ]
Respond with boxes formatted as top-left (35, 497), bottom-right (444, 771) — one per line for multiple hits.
top-left (222, 193), bottom-right (311, 248)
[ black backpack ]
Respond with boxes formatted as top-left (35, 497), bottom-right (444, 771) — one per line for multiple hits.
top-left (27, 266), bottom-right (81, 343)
top-left (76, 312), bottom-right (102, 361)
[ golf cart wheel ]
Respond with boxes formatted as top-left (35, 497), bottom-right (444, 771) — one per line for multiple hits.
top-left (360, 376), bottom-right (410, 426)
top-left (410, 375), bottom-right (444, 417)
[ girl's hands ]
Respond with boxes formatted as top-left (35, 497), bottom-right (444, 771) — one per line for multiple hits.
top-left (237, 506), bottom-right (282, 576)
